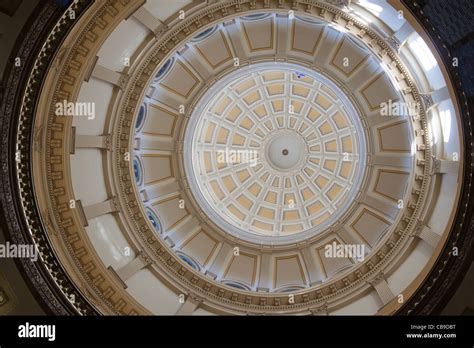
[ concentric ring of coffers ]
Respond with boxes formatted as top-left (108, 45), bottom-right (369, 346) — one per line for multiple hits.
top-left (183, 62), bottom-right (367, 244)
top-left (29, 0), bottom-right (463, 315)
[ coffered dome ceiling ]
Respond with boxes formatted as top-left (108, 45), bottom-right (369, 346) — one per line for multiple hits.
top-left (5, 0), bottom-right (469, 315)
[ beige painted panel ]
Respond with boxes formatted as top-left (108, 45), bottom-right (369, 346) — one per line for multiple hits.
top-left (241, 18), bottom-right (274, 51)
top-left (377, 120), bottom-right (411, 152)
top-left (331, 37), bottom-right (368, 76)
top-left (141, 155), bottom-right (173, 185)
top-left (195, 31), bottom-right (233, 68)
top-left (351, 209), bottom-right (390, 247)
top-left (181, 230), bottom-right (219, 267)
top-left (361, 73), bottom-right (399, 111)
top-left (142, 104), bottom-right (177, 137)
top-left (160, 61), bottom-right (199, 98)
top-left (291, 20), bottom-right (324, 55)
top-left (346, 57), bottom-right (381, 91)
top-left (374, 169), bottom-right (409, 202)
top-left (152, 195), bottom-right (189, 232)
top-left (274, 255), bottom-right (306, 289)
top-left (313, 26), bottom-right (341, 64)
top-left (223, 253), bottom-right (258, 286)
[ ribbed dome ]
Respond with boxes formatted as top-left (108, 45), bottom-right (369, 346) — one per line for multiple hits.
top-left (184, 63), bottom-right (365, 242)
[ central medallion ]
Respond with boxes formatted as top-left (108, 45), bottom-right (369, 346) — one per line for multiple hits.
top-left (264, 130), bottom-right (308, 172)
top-left (183, 62), bottom-right (366, 244)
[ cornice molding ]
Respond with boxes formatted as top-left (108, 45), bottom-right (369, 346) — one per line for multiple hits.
top-left (0, 0), bottom-right (96, 315)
